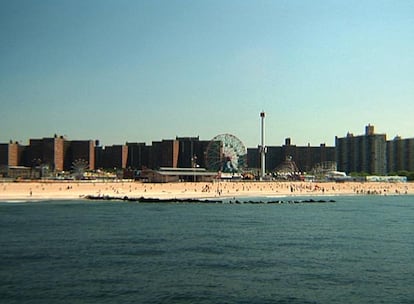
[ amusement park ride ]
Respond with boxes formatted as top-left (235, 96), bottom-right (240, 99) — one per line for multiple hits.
top-left (204, 112), bottom-right (265, 178)
top-left (205, 133), bottom-right (247, 173)
top-left (203, 112), bottom-right (336, 181)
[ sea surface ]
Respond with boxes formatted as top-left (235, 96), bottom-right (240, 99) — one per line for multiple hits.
top-left (0, 195), bottom-right (413, 304)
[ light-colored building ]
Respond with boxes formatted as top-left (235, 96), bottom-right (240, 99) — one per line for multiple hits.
top-left (141, 167), bottom-right (216, 183)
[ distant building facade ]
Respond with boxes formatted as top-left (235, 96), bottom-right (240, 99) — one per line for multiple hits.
top-left (0, 141), bottom-right (23, 167)
top-left (3, 126), bottom-right (414, 179)
top-left (24, 135), bottom-right (67, 171)
top-left (335, 125), bottom-right (387, 175)
top-left (387, 136), bottom-right (414, 173)
top-left (126, 142), bottom-right (150, 169)
top-left (176, 137), bottom-right (210, 169)
top-left (65, 140), bottom-right (96, 171)
top-left (247, 138), bottom-right (335, 173)
top-left (96, 144), bottom-right (128, 169)
top-left (150, 140), bottom-right (179, 169)
top-left (0, 141), bottom-right (26, 178)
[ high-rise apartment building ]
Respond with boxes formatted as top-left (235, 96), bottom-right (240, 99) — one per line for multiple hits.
top-left (335, 125), bottom-right (387, 175)
top-left (126, 142), bottom-right (150, 169)
top-left (95, 144), bottom-right (128, 169)
top-left (150, 140), bottom-right (179, 169)
top-left (176, 137), bottom-right (210, 168)
top-left (0, 141), bottom-right (23, 167)
top-left (387, 136), bottom-right (414, 173)
top-left (65, 140), bottom-right (96, 170)
top-left (24, 135), bottom-right (67, 171)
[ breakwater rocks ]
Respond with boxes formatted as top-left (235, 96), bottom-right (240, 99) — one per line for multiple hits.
top-left (84, 195), bottom-right (335, 204)
top-left (85, 195), bottom-right (222, 204)
top-left (228, 198), bottom-right (336, 204)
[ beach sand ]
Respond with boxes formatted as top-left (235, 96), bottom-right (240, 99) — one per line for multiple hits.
top-left (0, 180), bottom-right (413, 201)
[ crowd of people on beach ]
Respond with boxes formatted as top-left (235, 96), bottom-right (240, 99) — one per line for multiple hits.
top-left (0, 180), bottom-right (413, 201)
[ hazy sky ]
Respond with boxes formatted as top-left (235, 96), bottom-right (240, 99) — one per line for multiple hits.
top-left (1, 0), bottom-right (413, 147)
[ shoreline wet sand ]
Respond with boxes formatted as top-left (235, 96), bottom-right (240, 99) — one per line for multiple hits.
top-left (0, 180), bottom-right (413, 202)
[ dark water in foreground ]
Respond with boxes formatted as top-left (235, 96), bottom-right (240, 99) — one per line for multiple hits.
top-left (0, 196), bottom-right (413, 304)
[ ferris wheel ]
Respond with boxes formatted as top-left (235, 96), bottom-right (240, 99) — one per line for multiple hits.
top-left (205, 134), bottom-right (247, 172)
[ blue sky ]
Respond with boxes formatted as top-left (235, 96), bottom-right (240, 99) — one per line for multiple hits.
top-left (1, 0), bottom-right (413, 147)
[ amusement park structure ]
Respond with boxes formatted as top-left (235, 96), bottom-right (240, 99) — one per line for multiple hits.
top-left (205, 134), bottom-right (247, 173)
top-left (260, 111), bottom-right (266, 180)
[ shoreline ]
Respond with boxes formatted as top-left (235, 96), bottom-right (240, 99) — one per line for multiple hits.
top-left (1, 180), bottom-right (413, 202)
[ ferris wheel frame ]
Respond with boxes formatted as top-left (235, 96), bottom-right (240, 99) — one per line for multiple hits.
top-left (205, 133), bottom-right (247, 173)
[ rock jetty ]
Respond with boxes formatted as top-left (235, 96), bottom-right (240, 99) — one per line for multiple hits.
top-left (85, 195), bottom-right (335, 204)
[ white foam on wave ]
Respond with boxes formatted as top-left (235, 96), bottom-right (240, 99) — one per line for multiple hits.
top-left (0, 199), bottom-right (43, 204)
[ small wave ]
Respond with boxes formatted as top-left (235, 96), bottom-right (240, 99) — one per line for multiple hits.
top-left (0, 199), bottom-right (41, 204)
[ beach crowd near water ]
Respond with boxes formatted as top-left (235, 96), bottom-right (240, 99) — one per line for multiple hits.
top-left (0, 180), bottom-right (413, 201)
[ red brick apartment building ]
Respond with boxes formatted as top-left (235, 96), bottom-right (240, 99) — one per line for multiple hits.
top-left (28, 136), bottom-right (66, 171)
top-left (95, 144), bottom-right (128, 170)
top-left (1, 136), bottom-right (97, 175)
top-left (0, 141), bottom-right (23, 167)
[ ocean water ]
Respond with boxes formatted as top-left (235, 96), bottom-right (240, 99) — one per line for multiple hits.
top-left (0, 196), bottom-right (413, 304)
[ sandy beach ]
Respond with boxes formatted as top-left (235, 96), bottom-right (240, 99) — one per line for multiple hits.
top-left (0, 180), bottom-right (413, 201)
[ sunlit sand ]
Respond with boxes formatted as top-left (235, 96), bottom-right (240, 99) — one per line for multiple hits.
top-left (0, 180), bottom-right (413, 201)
